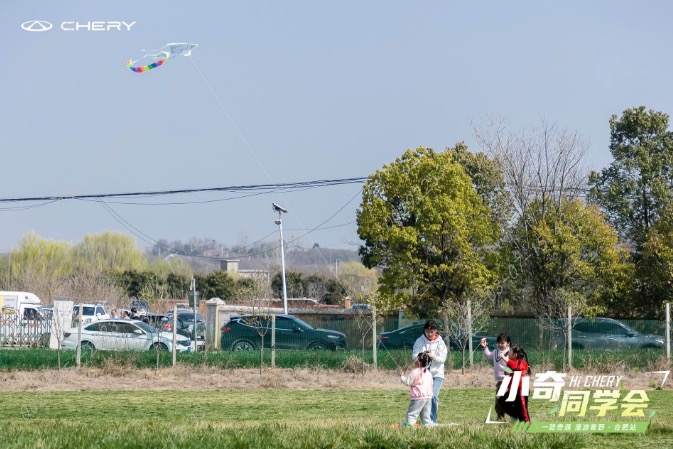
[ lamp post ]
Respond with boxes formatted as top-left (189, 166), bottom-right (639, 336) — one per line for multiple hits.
top-left (272, 203), bottom-right (289, 314)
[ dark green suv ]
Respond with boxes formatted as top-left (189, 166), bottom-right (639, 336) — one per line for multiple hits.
top-left (220, 314), bottom-right (348, 351)
top-left (160, 312), bottom-right (206, 342)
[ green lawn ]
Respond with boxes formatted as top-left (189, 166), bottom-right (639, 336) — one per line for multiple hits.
top-left (1, 388), bottom-right (671, 448)
top-left (0, 347), bottom-right (667, 373)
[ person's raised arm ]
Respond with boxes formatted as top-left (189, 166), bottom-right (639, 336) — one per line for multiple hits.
top-left (400, 369), bottom-right (419, 387)
top-left (428, 336), bottom-right (447, 364)
top-left (481, 338), bottom-right (493, 359)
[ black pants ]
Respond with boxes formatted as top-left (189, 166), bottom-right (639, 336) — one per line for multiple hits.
top-left (497, 392), bottom-right (530, 422)
top-left (494, 381), bottom-right (506, 418)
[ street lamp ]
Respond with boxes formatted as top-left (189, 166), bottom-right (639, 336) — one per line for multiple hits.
top-left (272, 202), bottom-right (289, 314)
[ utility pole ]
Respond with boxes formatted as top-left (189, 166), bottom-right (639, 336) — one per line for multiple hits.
top-left (272, 203), bottom-right (289, 314)
top-left (189, 277), bottom-right (199, 350)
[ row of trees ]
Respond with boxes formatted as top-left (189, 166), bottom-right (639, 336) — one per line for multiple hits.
top-left (357, 107), bottom-right (673, 319)
top-left (0, 231), bottom-right (375, 308)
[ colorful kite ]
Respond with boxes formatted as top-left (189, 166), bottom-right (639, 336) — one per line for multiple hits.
top-left (125, 43), bottom-right (198, 73)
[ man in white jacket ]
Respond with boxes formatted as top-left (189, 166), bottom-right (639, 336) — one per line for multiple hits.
top-left (412, 320), bottom-right (447, 423)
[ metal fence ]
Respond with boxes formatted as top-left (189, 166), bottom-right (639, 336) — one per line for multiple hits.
top-left (283, 314), bottom-right (671, 355)
top-left (3, 304), bottom-right (672, 366)
top-left (0, 312), bottom-right (51, 347)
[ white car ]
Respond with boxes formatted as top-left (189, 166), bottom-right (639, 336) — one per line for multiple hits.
top-left (61, 319), bottom-right (192, 352)
top-left (73, 304), bottom-right (110, 325)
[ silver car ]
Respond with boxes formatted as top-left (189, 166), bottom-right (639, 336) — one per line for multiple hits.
top-left (61, 319), bottom-right (192, 352)
top-left (565, 317), bottom-right (665, 350)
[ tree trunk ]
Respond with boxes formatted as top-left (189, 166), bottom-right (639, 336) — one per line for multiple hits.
top-left (260, 337), bottom-right (264, 375)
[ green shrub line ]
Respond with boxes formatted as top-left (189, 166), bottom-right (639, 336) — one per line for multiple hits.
top-left (0, 347), bottom-right (667, 372)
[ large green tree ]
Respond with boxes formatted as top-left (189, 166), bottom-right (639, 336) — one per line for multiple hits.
top-left (512, 198), bottom-right (634, 316)
top-left (271, 271), bottom-right (305, 299)
top-left (637, 204), bottom-right (673, 316)
top-left (449, 142), bottom-right (512, 234)
top-left (356, 147), bottom-right (501, 316)
top-left (72, 232), bottom-right (147, 272)
top-left (195, 270), bottom-right (236, 301)
top-left (8, 232), bottom-right (73, 280)
top-left (589, 106), bottom-right (673, 251)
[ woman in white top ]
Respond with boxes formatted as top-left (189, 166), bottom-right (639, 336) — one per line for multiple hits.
top-left (411, 320), bottom-right (447, 423)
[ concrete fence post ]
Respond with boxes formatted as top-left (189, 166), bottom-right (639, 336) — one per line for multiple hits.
top-left (206, 298), bottom-right (226, 350)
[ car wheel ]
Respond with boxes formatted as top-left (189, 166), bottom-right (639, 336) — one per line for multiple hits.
top-left (152, 342), bottom-right (169, 351)
top-left (232, 340), bottom-right (255, 351)
top-left (571, 342), bottom-right (584, 350)
top-left (81, 341), bottom-right (95, 350)
top-left (307, 341), bottom-right (328, 350)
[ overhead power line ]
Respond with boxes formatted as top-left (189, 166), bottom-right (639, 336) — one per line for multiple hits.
top-left (0, 177), bottom-right (368, 204)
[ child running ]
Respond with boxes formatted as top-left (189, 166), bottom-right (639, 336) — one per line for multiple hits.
top-left (497, 345), bottom-right (531, 423)
top-left (399, 352), bottom-right (433, 426)
top-left (480, 333), bottom-right (511, 420)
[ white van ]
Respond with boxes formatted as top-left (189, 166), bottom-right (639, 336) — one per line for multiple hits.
top-left (0, 291), bottom-right (43, 320)
top-left (73, 303), bottom-right (110, 324)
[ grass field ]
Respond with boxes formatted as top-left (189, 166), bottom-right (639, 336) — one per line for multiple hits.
top-left (1, 387), bottom-right (671, 449)
top-left (0, 347), bottom-right (667, 373)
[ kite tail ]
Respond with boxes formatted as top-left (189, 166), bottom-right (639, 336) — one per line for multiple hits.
top-left (125, 58), bottom-right (167, 73)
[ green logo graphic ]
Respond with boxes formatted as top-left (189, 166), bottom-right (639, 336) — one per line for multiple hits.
top-left (512, 420), bottom-right (651, 433)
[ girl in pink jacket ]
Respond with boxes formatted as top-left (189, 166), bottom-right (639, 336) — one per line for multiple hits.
top-left (400, 352), bottom-right (433, 426)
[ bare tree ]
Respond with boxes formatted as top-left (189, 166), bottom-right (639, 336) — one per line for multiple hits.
top-left (12, 267), bottom-right (62, 307)
top-left (238, 282), bottom-right (273, 374)
top-left (304, 279), bottom-right (327, 302)
top-left (49, 300), bottom-right (74, 370)
top-left (474, 117), bottom-right (591, 312)
top-left (347, 291), bottom-right (378, 375)
top-left (59, 266), bottom-right (126, 307)
top-left (532, 288), bottom-right (598, 371)
top-left (442, 296), bottom-right (491, 374)
top-left (474, 117), bottom-right (588, 220)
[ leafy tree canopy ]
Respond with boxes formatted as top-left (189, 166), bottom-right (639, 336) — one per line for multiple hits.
top-left (589, 106), bottom-right (673, 250)
top-left (637, 204), bottom-right (673, 317)
top-left (357, 147), bottom-right (501, 315)
top-left (513, 198), bottom-right (634, 316)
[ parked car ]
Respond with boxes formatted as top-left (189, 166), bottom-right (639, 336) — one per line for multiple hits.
top-left (161, 312), bottom-right (206, 341)
top-left (72, 304), bottom-right (110, 325)
top-left (127, 298), bottom-right (150, 314)
top-left (141, 313), bottom-right (167, 327)
top-left (38, 306), bottom-right (53, 321)
top-left (377, 323), bottom-right (497, 351)
top-left (61, 319), bottom-right (192, 352)
top-left (351, 304), bottom-right (371, 310)
top-left (221, 314), bottom-right (348, 351)
top-left (558, 317), bottom-right (665, 350)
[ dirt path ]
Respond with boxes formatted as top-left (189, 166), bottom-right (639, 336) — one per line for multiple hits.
top-left (1, 365), bottom-right (668, 392)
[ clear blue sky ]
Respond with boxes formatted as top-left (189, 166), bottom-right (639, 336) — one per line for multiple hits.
top-left (1, 1), bottom-right (672, 254)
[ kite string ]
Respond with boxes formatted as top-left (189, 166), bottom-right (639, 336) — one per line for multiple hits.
top-left (188, 57), bottom-right (274, 183)
top-left (188, 55), bottom-right (362, 283)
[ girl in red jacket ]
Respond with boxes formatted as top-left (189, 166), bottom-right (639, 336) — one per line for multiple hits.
top-left (497, 345), bottom-right (531, 422)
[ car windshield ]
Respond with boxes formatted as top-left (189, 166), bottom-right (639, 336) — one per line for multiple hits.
top-left (73, 306), bottom-right (95, 316)
top-left (289, 316), bottom-right (313, 330)
top-left (174, 313), bottom-right (203, 321)
top-left (129, 299), bottom-right (150, 309)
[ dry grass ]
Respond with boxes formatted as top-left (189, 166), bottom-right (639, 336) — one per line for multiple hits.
top-left (2, 363), bottom-right (669, 394)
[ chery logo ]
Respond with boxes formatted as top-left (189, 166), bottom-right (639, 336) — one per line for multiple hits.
top-left (21, 20), bottom-right (53, 32)
top-left (21, 20), bottom-right (135, 32)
